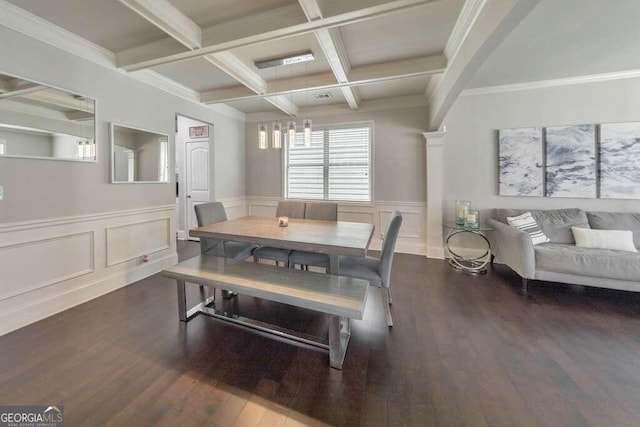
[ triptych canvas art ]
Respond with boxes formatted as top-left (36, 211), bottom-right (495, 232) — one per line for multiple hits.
top-left (498, 122), bottom-right (640, 199)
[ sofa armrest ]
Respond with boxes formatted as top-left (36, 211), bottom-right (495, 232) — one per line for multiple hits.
top-left (487, 218), bottom-right (536, 279)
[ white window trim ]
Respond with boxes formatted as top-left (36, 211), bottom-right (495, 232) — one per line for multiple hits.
top-left (282, 120), bottom-right (375, 204)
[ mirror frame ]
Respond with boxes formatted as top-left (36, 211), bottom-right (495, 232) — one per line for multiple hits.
top-left (110, 122), bottom-right (170, 184)
top-left (0, 70), bottom-right (97, 163)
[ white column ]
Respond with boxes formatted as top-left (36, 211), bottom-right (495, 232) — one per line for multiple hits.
top-left (423, 131), bottom-right (446, 259)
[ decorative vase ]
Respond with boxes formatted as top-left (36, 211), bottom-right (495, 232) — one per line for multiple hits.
top-left (464, 210), bottom-right (479, 230)
top-left (455, 200), bottom-right (470, 226)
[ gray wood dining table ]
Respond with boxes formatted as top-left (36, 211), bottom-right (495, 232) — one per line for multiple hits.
top-left (188, 215), bottom-right (376, 274)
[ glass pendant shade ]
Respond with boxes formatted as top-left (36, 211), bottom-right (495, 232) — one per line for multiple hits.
top-left (272, 122), bottom-right (282, 149)
top-left (258, 123), bottom-right (268, 149)
top-left (303, 118), bottom-right (312, 147)
top-left (287, 121), bottom-right (297, 148)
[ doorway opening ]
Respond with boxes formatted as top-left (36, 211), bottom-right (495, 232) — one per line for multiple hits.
top-left (175, 114), bottom-right (214, 241)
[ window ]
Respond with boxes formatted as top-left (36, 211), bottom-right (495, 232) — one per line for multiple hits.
top-left (159, 138), bottom-right (169, 182)
top-left (285, 124), bottom-right (371, 202)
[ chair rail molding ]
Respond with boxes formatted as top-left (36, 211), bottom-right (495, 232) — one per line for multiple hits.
top-left (423, 131), bottom-right (446, 259)
top-left (0, 205), bottom-right (178, 336)
top-left (245, 196), bottom-right (426, 255)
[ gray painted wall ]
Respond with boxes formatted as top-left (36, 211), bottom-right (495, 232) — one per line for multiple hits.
top-left (0, 26), bottom-right (245, 223)
top-left (246, 106), bottom-right (427, 202)
top-left (442, 76), bottom-right (640, 226)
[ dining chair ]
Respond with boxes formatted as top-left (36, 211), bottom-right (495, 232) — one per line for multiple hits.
top-left (289, 202), bottom-right (338, 270)
top-left (253, 201), bottom-right (306, 267)
top-left (194, 202), bottom-right (258, 261)
top-left (339, 210), bottom-right (403, 327)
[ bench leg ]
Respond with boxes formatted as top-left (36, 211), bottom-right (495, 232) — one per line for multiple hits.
top-left (381, 287), bottom-right (393, 327)
top-left (177, 280), bottom-right (187, 322)
top-left (328, 316), bottom-right (351, 370)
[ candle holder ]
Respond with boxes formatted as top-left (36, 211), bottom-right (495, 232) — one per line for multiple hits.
top-left (464, 210), bottom-right (479, 230)
top-left (455, 200), bottom-right (470, 226)
top-left (278, 216), bottom-right (289, 227)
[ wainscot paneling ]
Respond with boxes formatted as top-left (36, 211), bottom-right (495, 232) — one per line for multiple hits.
top-left (246, 197), bottom-right (427, 255)
top-left (0, 205), bottom-right (177, 336)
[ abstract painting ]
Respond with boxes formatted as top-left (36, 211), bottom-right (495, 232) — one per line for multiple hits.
top-left (545, 124), bottom-right (596, 198)
top-left (498, 127), bottom-right (543, 196)
top-left (600, 122), bottom-right (640, 199)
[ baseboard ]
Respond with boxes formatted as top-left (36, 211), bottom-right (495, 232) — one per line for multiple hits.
top-left (0, 252), bottom-right (178, 337)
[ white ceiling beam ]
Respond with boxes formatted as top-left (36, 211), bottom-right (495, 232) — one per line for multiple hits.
top-left (21, 91), bottom-right (95, 113)
top-left (0, 84), bottom-right (46, 99)
top-left (299, 0), bottom-right (360, 109)
top-left (117, 0), bottom-right (201, 49)
top-left (428, 0), bottom-right (541, 129)
top-left (119, 0), bottom-right (297, 115)
top-left (202, 54), bottom-right (446, 104)
top-left (116, 0), bottom-right (441, 71)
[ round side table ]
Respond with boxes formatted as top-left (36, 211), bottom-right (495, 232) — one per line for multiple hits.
top-left (443, 223), bottom-right (494, 274)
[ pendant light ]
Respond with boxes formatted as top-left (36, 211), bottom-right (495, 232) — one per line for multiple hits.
top-left (287, 64), bottom-right (296, 148)
top-left (258, 123), bottom-right (268, 149)
top-left (272, 122), bottom-right (282, 149)
top-left (303, 61), bottom-right (312, 147)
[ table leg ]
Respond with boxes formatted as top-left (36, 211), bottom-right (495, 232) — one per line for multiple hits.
top-left (177, 280), bottom-right (187, 322)
top-left (328, 254), bottom-right (339, 275)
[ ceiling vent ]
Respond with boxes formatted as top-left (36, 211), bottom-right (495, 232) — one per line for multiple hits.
top-left (313, 93), bottom-right (331, 100)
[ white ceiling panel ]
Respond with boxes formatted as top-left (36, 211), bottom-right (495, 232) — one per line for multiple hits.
top-left (468, 0), bottom-right (640, 88)
top-left (5, 0), bottom-right (173, 52)
top-left (340, 0), bottom-right (464, 67)
top-left (152, 58), bottom-right (240, 92)
top-left (232, 33), bottom-right (332, 81)
top-left (356, 75), bottom-right (431, 101)
top-left (168, 0), bottom-right (297, 28)
top-left (225, 98), bottom-right (279, 114)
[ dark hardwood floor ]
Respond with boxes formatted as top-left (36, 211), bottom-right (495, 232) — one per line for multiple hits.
top-left (2, 241), bottom-right (640, 426)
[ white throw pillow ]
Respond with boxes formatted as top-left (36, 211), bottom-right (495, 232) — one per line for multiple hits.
top-left (507, 212), bottom-right (550, 245)
top-left (571, 227), bottom-right (638, 253)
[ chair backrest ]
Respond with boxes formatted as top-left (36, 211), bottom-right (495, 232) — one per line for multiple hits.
top-left (194, 202), bottom-right (227, 255)
top-left (379, 210), bottom-right (403, 288)
top-left (276, 201), bottom-right (305, 218)
top-left (304, 202), bottom-right (338, 221)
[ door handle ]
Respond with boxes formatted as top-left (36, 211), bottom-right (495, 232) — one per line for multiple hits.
top-left (187, 195), bottom-right (191, 198)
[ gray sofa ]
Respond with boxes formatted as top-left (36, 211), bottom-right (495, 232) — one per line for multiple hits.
top-left (488, 209), bottom-right (640, 293)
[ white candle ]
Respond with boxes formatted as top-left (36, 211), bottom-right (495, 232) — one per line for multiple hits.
top-left (457, 205), bottom-right (468, 219)
top-left (278, 216), bottom-right (289, 227)
top-left (466, 213), bottom-right (477, 223)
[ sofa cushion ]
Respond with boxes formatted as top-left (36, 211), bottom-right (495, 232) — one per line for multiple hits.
top-left (495, 208), bottom-right (590, 244)
top-left (572, 227), bottom-right (637, 252)
top-left (587, 211), bottom-right (640, 249)
top-left (534, 243), bottom-right (640, 282)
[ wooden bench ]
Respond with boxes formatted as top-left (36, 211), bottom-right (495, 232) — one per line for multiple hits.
top-left (161, 255), bottom-right (369, 370)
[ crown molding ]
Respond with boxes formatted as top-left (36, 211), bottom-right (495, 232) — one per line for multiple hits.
top-left (0, 0), bottom-right (246, 122)
top-left (461, 69), bottom-right (640, 97)
top-left (245, 94), bottom-right (428, 122)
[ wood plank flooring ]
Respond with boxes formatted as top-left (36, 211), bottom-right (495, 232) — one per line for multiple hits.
top-left (2, 241), bottom-right (640, 426)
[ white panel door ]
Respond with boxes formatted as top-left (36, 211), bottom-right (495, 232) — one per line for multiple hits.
top-left (186, 141), bottom-right (210, 241)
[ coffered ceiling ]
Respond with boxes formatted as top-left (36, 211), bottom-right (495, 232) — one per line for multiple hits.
top-left (2, 0), bottom-right (547, 127)
top-left (5, 0), bottom-right (464, 115)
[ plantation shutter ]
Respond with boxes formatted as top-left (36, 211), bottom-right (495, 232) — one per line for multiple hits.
top-left (285, 125), bottom-right (371, 202)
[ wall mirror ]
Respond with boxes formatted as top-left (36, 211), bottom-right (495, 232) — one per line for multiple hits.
top-left (0, 71), bottom-right (96, 161)
top-left (110, 123), bottom-right (170, 184)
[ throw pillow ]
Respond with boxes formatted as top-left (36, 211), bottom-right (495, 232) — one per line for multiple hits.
top-left (571, 227), bottom-right (638, 253)
top-left (507, 212), bottom-right (550, 245)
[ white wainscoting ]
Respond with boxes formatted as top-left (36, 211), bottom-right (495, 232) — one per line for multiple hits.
top-left (246, 197), bottom-right (427, 255)
top-left (0, 205), bottom-right (178, 336)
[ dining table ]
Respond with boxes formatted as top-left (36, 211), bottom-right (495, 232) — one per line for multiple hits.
top-left (188, 215), bottom-right (376, 274)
